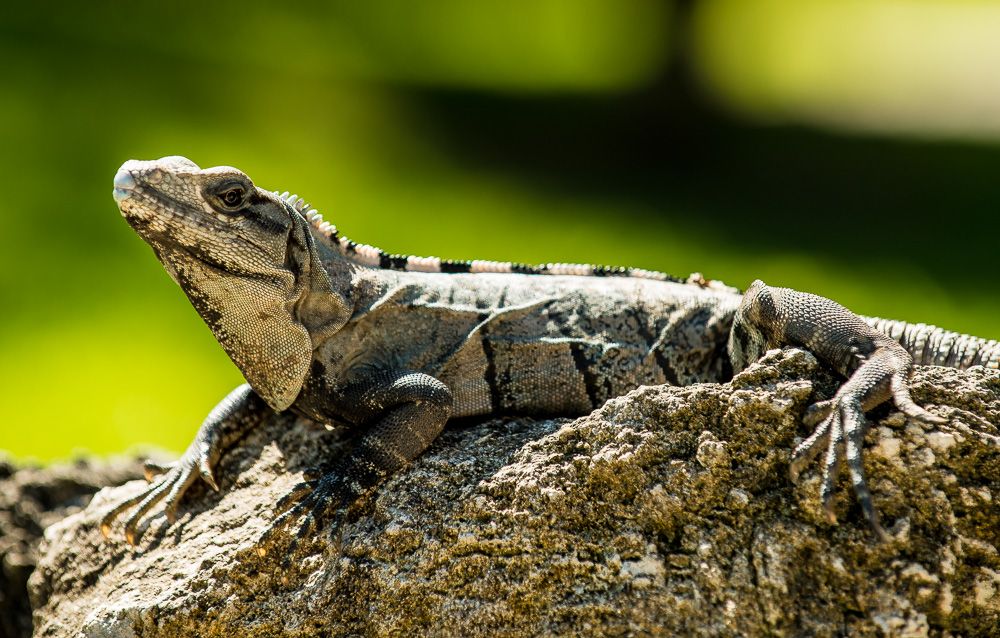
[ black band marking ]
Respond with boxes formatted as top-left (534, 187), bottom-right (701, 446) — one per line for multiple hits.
top-left (440, 260), bottom-right (472, 273)
top-left (630, 308), bottom-right (680, 386)
top-left (511, 263), bottom-right (544, 275)
top-left (481, 332), bottom-right (503, 412)
top-left (568, 343), bottom-right (601, 409)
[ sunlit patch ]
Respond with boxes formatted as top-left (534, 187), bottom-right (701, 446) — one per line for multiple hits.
top-left (696, 0), bottom-right (1000, 139)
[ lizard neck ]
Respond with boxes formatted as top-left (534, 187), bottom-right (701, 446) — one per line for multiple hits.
top-left (156, 209), bottom-right (353, 412)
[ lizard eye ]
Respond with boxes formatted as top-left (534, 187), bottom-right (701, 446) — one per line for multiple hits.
top-left (212, 181), bottom-right (249, 214)
top-left (221, 187), bottom-right (244, 207)
top-left (202, 177), bottom-right (253, 217)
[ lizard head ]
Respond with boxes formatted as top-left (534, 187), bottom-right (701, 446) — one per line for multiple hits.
top-left (113, 156), bottom-right (349, 412)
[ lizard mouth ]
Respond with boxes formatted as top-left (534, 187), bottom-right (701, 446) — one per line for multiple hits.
top-left (113, 161), bottom-right (170, 222)
top-left (113, 165), bottom-right (154, 226)
top-left (112, 164), bottom-right (188, 234)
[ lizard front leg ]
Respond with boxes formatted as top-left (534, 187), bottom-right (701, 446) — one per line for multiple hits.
top-left (257, 370), bottom-right (452, 570)
top-left (101, 383), bottom-right (268, 545)
top-left (729, 280), bottom-right (946, 540)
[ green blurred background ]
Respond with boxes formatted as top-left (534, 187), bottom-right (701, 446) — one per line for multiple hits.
top-left (1, 0), bottom-right (998, 462)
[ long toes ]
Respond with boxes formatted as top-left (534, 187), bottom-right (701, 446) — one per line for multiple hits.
top-left (276, 500), bottom-right (330, 582)
top-left (276, 480), bottom-right (319, 514)
top-left (789, 415), bottom-right (834, 483)
top-left (122, 478), bottom-right (174, 546)
top-left (803, 399), bottom-right (835, 427)
top-left (100, 489), bottom-right (152, 538)
top-left (819, 414), bottom-right (846, 523)
top-left (163, 468), bottom-right (201, 525)
top-left (890, 373), bottom-right (947, 425)
top-left (303, 467), bottom-right (326, 481)
top-left (256, 498), bottom-right (313, 556)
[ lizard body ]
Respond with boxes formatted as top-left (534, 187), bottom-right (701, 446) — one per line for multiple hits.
top-left (106, 156), bottom-right (999, 561)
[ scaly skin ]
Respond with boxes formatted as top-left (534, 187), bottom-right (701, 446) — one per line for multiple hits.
top-left (106, 156), bottom-right (998, 567)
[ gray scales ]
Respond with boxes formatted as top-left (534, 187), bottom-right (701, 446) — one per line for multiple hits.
top-left (106, 156), bottom-right (1000, 573)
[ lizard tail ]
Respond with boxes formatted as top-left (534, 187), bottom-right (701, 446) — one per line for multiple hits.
top-left (863, 316), bottom-right (999, 370)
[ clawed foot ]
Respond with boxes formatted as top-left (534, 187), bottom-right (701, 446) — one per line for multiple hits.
top-left (790, 372), bottom-right (946, 541)
top-left (100, 446), bottom-right (218, 546)
top-left (255, 468), bottom-right (354, 584)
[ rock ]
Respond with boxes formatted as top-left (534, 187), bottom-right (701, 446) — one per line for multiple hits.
top-left (28, 350), bottom-right (1000, 637)
top-left (0, 457), bottom-right (144, 638)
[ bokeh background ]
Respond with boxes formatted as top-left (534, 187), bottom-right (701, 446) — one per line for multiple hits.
top-left (2, 0), bottom-right (998, 461)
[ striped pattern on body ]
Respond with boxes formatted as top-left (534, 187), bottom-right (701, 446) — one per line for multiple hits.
top-left (276, 191), bottom-right (684, 283)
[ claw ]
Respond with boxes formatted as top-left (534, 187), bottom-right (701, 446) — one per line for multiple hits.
top-left (100, 488), bottom-right (152, 540)
top-left (328, 509), bottom-right (347, 553)
top-left (200, 459), bottom-right (219, 491)
top-left (825, 507), bottom-right (837, 524)
top-left (872, 522), bottom-right (891, 543)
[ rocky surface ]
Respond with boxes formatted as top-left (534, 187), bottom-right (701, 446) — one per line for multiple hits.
top-left (0, 457), bottom-right (143, 638)
top-left (28, 350), bottom-right (1000, 637)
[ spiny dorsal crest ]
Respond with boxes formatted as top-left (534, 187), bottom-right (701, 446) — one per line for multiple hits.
top-left (272, 190), bottom-right (736, 292)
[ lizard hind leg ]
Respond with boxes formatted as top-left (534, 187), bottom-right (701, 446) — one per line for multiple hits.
top-left (737, 282), bottom-right (950, 541)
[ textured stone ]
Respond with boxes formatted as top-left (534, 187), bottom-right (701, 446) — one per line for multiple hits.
top-left (29, 350), bottom-right (1000, 637)
top-left (0, 457), bottom-right (143, 638)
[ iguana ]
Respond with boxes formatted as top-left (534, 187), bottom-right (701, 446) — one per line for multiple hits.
top-left (106, 155), bottom-right (999, 566)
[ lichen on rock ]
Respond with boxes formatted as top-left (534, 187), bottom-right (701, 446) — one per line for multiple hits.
top-left (28, 349), bottom-right (1000, 637)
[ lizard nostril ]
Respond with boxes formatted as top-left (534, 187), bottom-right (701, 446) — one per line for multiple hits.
top-left (146, 168), bottom-right (164, 185)
top-left (113, 169), bottom-right (136, 201)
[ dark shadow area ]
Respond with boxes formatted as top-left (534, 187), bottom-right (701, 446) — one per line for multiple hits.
top-left (391, 0), bottom-right (997, 296)
top-left (406, 77), bottom-right (1000, 297)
